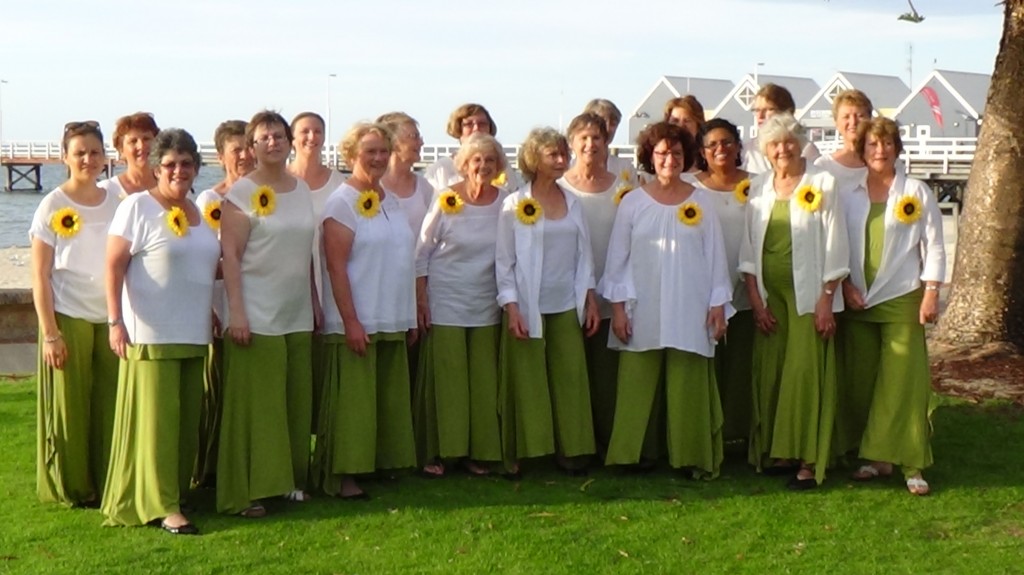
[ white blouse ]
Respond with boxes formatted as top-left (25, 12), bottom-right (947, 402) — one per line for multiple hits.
top-left (321, 184), bottom-right (416, 336)
top-left (814, 155), bottom-right (867, 191)
top-left (738, 165), bottom-right (850, 316)
top-left (310, 170), bottom-right (348, 304)
top-left (424, 156), bottom-right (523, 193)
top-left (108, 192), bottom-right (220, 345)
top-left (692, 177), bottom-right (751, 312)
top-left (600, 188), bottom-right (733, 357)
top-left (224, 178), bottom-right (314, 336)
top-left (839, 173), bottom-right (946, 306)
top-left (495, 184), bottom-right (595, 339)
top-left (29, 187), bottom-right (120, 323)
top-left (387, 174), bottom-right (434, 236)
top-left (415, 190), bottom-right (503, 327)
top-left (194, 188), bottom-right (227, 324)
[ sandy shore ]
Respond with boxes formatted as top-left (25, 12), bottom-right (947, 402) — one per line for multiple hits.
top-left (1, 247), bottom-right (31, 290)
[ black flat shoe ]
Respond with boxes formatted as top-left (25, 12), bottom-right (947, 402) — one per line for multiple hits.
top-left (763, 464), bottom-right (800, 477)
top-left (161, 521), bottom-right (199, 535)
top-left (786, 476), bottom-right (818, 491)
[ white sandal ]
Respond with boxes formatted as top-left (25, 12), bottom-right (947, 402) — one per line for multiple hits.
top-left (851, 463), bottom-right (892, 481)
top-left (284, 489), bottom-right (311, 502)
top-left (906, 477), bottom-right (930, 496)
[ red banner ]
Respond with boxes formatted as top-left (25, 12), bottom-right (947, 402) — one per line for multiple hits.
top-left (920, 86), bottom-right (944, 129)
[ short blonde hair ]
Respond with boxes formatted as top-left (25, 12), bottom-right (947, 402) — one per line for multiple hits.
top-left (582, 99), bottom-right (622, 125)
top-left (454, 133), bottom-right (508, 176)
top-left (831, 89), bottom-right (874, 119)
top-left (855, 117), bottom-right (904, 159)
top-left (339, 122), bottom-right (393, 168)
top-left (445, 103), bottom-right (497, 139)
top-left (376, 111), bottom-right (418, 137)
top-left (517, 127), bottom-right (568, 182)
top-left (757, 112), bottom-right (808, 157)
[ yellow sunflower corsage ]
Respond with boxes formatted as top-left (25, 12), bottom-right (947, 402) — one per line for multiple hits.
top-left (252, 185), bottom-right (276, 217)
top-left (51, 207), bottom-right (81, 239)
top-left (356, 190), bottom-right (381, 219)
top-left (203, 200), bottom-right (223, 230)
top-left (795, 185), bottom-right (822, 213)
top-left (613, 184), bottom-right (634, 206)
top-left (619, 168), bottom-right (632, 182)
top-left (167, 206), bottom-right (189, 237)
top-left (439, 190), bottom-right (464, 215)
top-left (491, 171), bottom-right (507, 187)
top-left (678, 202), bottom-right (702, 226)
top-left (516, 197), bottom-right (542, 225)
top-left (894, 195), bottom-right (923, 224)
top-left (734, 179), bottom-right (751, 204)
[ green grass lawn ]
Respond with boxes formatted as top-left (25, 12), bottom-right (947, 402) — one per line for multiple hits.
top-left (1, 380), bottom-right (1022, 575)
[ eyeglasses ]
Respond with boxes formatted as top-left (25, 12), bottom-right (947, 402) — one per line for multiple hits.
top-left (652, 149), bottom-right (685, 160)
top-left (160, 160), bottom-right (196, 172)
top-left (64, 120), bottom-right (100, 133)
top-left (255, 133), bottom-right (289, 144)
top-left (703, 139), bottom-right (736, 150)
top-left (461, 119), bottom-right (491, 129)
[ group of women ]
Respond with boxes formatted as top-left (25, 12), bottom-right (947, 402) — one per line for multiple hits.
top-left (31, 83), bottom-right (945, 536)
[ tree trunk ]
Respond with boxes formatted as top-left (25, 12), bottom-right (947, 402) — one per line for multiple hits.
top-left (935, 0), bottom-right (1024, 346)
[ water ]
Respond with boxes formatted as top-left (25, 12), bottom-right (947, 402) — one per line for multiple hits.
top-left (0, 165), bottom-right (227, 248)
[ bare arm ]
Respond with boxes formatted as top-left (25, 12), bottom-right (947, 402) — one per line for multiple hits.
top-left (105, 235), bottom-right (132, 359)
top-left (31, 239), bottom-right (66, 369)
top-left (323, 218), bottom-right (369, 356)
top-left (220, 201), bottom-right (252, 346)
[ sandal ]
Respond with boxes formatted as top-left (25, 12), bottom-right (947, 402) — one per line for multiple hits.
top-left (460, 459), bottom-right (491, 476)
top-left (906, 476), bottom-right (930, 496)
top-left (284, 489), bottom-right (311, 502)
top-left (852, 463), bottom-right (893, 481)
top-left (420, 462), bottom-right (445, 479)
top-left (239, 503), bottom-right (266, 518)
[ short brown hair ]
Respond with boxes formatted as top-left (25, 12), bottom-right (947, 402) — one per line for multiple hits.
top-left (517, 127), bottom-right (568, 182)
top-left (566, 112), bottom-right (608, 142)
top-left (663, 95), bottom-right (705, 125)
top-left (831, 89), bottom-right (874, 119)
top-left (112, 112), bottom-right (159, 150)
top-left (635, 122), bottom-right (694, 174)
top-left (290, 111), bottom-right (325, 131)
top-left (582, 99), bottom-right (622, 125)
top-left (855, 117), bottom-right (904, 159)
top-left (245, 110), bottom-right (292, 147)
top-left (61, 121), bottom-right (104, 153)
top-left (445, 103), bottom-right (497, 139)
top-left (213, 120), bottom-right (247, 154)
top-left (756, 84), bottom-right (796, 114)
top-left (339, 122), bottom-right (393, 168)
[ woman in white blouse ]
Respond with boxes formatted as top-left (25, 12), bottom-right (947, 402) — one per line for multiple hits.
top-left (602, 121), bottom-right (732, 476)
top-left (496, 127), bottom-right (600, 476)
top-left (424, 103), bottom-right (520, 192)
top-left (218, 111), bottom-right (317, 516)
top-left (558, 112), bottom-right (632, 454)
top-left (31, 121), bottom-right (120, 507)
top-left (413, 132), bottom-right (506, 477)
top-left (99, 112), bottom-right (159, 198)
top-left (316, 122), bottom-right (417, 500)
top-left (738, 113), bottom-right (849, 490)
top-left (378, 112), bottom-right (434, 235)
top-left (813, 90), bottom-right (873, 189)
top-left (836, 118), bottom-right (944, 496)
top-left (691, 118), bottom-right (754, 444)
top-left (101, 129), bottom-right (220, 534)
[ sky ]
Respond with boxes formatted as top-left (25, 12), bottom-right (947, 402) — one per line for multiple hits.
top-left (0, 0), bottom-right (1002, 146)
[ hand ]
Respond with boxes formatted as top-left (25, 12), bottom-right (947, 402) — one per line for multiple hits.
top-left (752, 304), bottom-right (777, 335)
top-left (109, 323), bottom-right (130, 359)
top-left (344, 319), bottom-right (371, 357)
top-left (407, 327), bottom-right (419, 347)
top-left (505, 304), bottom-right (528, 340)
top-left (611, 307), bottom-right (632, 344)
top-left (814, 295), bottom-right (837, 339)
top-left (583, 298), bottom-right (600, 338)
top-left (417, 300), bottom-right (431, 332)
top-left (227, 316), bottom-right (251, 347)
top-left (920, 288), bottom-right (940, 325)
top-left (842, 281), bottom-right (866, 311)
top-left (42, 336), bottom-right (68, 370)
top-left (313, 302), bottom-right (325, 335)
top-left (212, 313), bottom-right (223, 338)
top-left (707, 306), bottom-right (727, 341)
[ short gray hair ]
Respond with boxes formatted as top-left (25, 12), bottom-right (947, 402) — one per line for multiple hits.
top-left (149, 128), bottom-right (201, 171)
top-left (757, 113), bottom-right (807, 157)
top-left (454, 133), bottom-right (507, 176)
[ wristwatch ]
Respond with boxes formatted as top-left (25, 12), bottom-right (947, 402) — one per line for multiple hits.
top-left (107, 318), bottom-right (122, 327)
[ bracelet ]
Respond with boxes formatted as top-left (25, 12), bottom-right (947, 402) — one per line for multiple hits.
top-left (107, 318), bottom-right (122, 327)
top-left (925, 285), bottom-right (940, 291)
top-left (44, 333), bottom-right (62, 344)
top-left (824, 288), bottom-right (835, 296)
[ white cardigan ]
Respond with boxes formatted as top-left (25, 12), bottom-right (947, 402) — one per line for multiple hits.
top-left (495, 183), bottom-right (595, 339)
top-left (738, 164), bottom-right (850, 316)
top-left (839, 172), bottom-right (945, 306)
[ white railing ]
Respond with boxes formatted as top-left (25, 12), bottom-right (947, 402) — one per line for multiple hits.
top-left (1, 138), bottom-right (973, 174)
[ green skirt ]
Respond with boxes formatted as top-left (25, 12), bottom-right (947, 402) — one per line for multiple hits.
top-left (36, 314), bottom-right (119, 506)
top-left (413, 324), bottom-right (502, 464)
top-left (498, 309), bottom-right (595, 468)
top-left (315, 333), bottom-right (416, 496)
top-left (193, 337), bottom-right (223, 486)
top-left (749, 264), bottom-right (837, 485)
top-left (606, 349), bottom-right (723, 477)
top-left (835, 290), bottom-right (934, 473)
top-left (585, 319), bottom-right (620, 453)
top-left (714, 310), bottom-right (755, 442)
top-left (217, 332), bottom-right (312, 514)
top-left (101, 344), bottom-right (206, 526)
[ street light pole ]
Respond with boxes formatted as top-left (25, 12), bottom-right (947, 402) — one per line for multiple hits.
top-left (326, 73), bottom-right (337, 166)
top-left (754, 62), bottom-right (765, 86)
